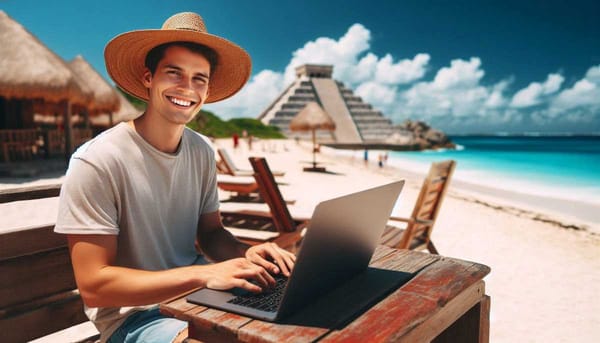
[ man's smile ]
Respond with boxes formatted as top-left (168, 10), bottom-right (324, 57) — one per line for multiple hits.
top-left (167, 95), bottom-right (197, 108)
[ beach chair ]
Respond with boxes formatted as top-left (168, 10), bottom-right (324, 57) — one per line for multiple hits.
top-left (380, 160), bottom-right (456, 254)
top-left (220, 157), bottom-right (308, 251)
top-left (217, 174), bottom-right (259, 199)
top-left (217, 148), bottom-right (285, 177)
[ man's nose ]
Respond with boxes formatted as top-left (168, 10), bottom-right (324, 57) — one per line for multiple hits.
top-left (176, 76), bottom-right (194, 90)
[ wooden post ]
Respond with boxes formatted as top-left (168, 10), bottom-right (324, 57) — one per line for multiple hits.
top-left (62, 100), bottom-right (73, 162)
top-left (83, 109), bottom-right (90, 130)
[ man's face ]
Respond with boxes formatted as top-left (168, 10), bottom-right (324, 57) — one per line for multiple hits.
top-left (143, 45), bottom-right (210, 125)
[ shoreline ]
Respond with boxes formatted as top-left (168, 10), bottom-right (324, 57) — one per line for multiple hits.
top-left (324, 146), bottom-right (599, 235)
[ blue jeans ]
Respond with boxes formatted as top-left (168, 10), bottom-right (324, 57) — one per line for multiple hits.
top-left (107, 306), bottom-right (186, 343)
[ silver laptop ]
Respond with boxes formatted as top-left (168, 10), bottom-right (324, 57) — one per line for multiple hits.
top-left (187, 181), bottom-right (407, 324)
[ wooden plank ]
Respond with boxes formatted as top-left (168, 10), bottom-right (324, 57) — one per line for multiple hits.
top-left (0, 247), bottom-right (76, 308)
top-left (320, 256), bottom-right (489, 342)
top-left (0, 292), bottom-right (87, 342)
top-left (238, 320), bottom-right (328, 343)
top-left (159, 292), bottom-right (201, 319)
top-left (404, 281), bottom-right (486, 343)
top-left (186, 308), bottom-right (252, 342)
top-left (0, 183), bottom-right (61, 203)
top-left (0, 225), bottom-right (64, 260)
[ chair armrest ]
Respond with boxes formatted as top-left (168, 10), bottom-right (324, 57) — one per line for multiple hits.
top-left (388, 216), bottom-right (434, 226)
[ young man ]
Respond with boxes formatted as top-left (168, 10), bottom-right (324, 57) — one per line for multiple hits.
top-left (55, 12), bottom-right (295, 343)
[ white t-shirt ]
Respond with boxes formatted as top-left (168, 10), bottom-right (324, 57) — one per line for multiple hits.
top-left (55, 122), bottom-right (219, 341)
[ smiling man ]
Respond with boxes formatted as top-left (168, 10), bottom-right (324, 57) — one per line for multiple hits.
top-left (54, 12), bottom-right (295, 343)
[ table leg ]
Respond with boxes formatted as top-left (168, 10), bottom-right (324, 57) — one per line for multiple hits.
top-left (432, 294), bottom-right (491, 343)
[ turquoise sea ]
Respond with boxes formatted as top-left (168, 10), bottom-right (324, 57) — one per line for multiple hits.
top-left (387, 135), bottom-right (600, 208)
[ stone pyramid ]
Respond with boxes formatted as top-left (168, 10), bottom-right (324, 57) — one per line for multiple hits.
top-left (258, 64), bottom-right (395, 144)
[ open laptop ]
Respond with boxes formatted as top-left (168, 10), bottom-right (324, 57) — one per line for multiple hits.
top-left (187, 180), bottom-right (408, 324)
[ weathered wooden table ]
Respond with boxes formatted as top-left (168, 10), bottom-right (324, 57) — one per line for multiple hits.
top-left (160, 246), bottom-right (491, 342)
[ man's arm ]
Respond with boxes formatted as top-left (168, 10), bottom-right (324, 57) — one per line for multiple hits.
top-left (67, 233), bottom-right (273, 308)
top-left (197, 211), bottom-right (296, 277)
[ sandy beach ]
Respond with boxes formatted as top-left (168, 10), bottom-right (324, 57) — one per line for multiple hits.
top-left (1, 138), bottom-right (599, 342)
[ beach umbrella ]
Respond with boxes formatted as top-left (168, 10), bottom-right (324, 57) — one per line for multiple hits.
top-left (68, 55), bottom-right (120, 115)
top-left (289, 102), bottom-right (336, 170)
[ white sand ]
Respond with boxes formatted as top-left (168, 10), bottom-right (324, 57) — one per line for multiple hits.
top-left (1, 138), bottom-right (599, 342)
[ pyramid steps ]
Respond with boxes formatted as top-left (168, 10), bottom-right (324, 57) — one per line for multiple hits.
top-left (257, 64), bottom-right (397, 143)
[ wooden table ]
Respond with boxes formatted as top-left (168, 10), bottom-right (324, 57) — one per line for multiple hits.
top-left (160, 246), bottom-right (491, 342)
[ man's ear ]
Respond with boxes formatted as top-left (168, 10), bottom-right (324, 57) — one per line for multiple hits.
top-left (142, 69), bottom-right (153, 88)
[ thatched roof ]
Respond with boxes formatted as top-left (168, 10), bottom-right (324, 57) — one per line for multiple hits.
top-left (289, 102), bottom-right (336, 131)
top-left (0, 11), bottom-right (87, 104)
top-left (91, 91), bottom-right (142, 127)
top-left (68, 55), bottom-right (120, 113)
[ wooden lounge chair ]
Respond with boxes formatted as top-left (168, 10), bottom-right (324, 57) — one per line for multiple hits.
top-left (380, 160), bottom-right (456, 254)
top-left (216, 174), bottom-right (259, 199)
top-left (220, 157), bottom-right (308, 252)
top-left (217, 148), bottom-right (285, 177)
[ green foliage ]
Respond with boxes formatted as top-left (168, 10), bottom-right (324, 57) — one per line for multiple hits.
top-left (188, 110), bottom-right (285, 139)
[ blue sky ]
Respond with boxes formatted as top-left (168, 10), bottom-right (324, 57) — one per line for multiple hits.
top-left (2, 0), bottom-right (599, 134)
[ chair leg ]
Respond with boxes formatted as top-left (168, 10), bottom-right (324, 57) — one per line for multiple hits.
top-left (427, 241), bottom-right (439, 254)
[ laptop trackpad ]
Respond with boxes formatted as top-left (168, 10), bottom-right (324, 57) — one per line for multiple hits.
top-left (281, 267), bottom-right (414, 329)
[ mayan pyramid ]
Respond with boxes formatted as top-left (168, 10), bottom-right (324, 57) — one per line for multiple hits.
top-left (258, 64), bottom-right (395, 144)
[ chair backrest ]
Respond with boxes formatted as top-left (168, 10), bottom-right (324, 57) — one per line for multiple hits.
top-left (217, 148), bottom-right (238, 175)
top-left (248, 157), bottom-right (296, 233)
top-left (398, 160), bottom-right (456, 250)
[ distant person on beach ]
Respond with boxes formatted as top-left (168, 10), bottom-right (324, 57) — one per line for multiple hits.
top-left (54, 12), bottom-right (295, 343)
top-left (232, 132), bottom-right (239, 149)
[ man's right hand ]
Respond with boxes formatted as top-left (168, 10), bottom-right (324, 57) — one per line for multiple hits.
top-left (202, 258), bottom-right (276, 293)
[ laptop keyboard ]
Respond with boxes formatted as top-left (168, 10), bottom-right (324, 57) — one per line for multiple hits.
top-left (227, 274), bottom-right (288, 313)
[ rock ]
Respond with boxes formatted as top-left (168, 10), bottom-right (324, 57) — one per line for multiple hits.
top-left (393, 120), bottom-right (455, 150)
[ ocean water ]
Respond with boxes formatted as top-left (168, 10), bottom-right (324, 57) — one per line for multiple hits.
top-left (386, 136), bottom-right (600, 206)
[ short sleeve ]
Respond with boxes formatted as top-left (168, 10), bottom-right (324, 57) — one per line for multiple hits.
top-left (201, 149), bottom-right (220, 214)
top-left (54, 158), bottom-right (119, 235)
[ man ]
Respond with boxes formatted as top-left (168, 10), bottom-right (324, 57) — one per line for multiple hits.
top-left (55, 12), bottom-right (295, 343)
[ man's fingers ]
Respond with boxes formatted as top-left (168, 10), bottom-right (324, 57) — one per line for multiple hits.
top-left (235, 279), bottom-right (262, 293)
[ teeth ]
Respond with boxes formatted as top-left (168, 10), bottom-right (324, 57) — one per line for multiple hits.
top-left (169, 97), bottom-right (192, 107)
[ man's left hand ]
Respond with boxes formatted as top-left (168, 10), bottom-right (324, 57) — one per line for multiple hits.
top-left (245, 243), bottom-right (296, 277)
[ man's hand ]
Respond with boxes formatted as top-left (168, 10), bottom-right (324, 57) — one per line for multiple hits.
top-left (203, 258), bottom-right (275, 293)
top-left (245, 242), bottom-right (296, 277)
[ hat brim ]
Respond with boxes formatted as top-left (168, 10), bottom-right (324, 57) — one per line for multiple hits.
top-left (104, 29), bottom-right (251, 103)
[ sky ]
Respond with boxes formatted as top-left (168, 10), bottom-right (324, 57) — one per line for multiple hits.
top-left (2, 0), bottom-right (599, 134)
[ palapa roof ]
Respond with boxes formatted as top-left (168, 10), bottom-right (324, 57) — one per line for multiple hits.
top-left (69, 55), bottom-right (120, 113)
top-left (0, 11), bottom-right (87, 104)
top-left (91, 91), bottom-right (142, 127)
top-left (289, 102), bottom-right (336, 131)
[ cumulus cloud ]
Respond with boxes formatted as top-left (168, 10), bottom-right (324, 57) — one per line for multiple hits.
top-left (206, 22), bottom-right (598, 133)
top-left (205, 70), bottom-right (284, 117)
top-left (550, 65), bottom-right (600, 114)
top-left (396, 57), bottom-right (492, 118)
top-left (510, 73), bottom-right (564, 108)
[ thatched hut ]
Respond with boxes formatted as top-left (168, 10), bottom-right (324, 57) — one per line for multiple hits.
top-left (0, 11), bottom-right (89, 161)
top-left (91, 91), bottom-right (142, 130)
top-left (68, 55), bottom-right (120, 116)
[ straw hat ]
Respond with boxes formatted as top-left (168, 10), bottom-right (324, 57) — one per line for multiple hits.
top-left (104, 12), bottom-right (251, 103)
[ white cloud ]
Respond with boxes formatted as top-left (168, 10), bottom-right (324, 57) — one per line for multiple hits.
top-left (550, 65), bottom-right (600, 113)
top-left (355, 81), bottom-right (396, 107)
top-left (374, 53), bottom-right (430, 84)
top-left (204, 69), bottom-right (284, 117)
top-left (205, 22), bottom-right (598, 133)
top-left (510, 73), bottom-right (564, 108)
top-left (432, 57), bottom-right (485, 90)
top-left (396, 58), bottom-right (492, 118)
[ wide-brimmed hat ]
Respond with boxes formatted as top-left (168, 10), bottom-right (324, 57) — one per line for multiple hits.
top-left (104, 12), bottom-right (251, 103)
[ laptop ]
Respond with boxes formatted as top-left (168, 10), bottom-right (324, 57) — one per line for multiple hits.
top-left (187, 180), bottom-right (408, 324)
